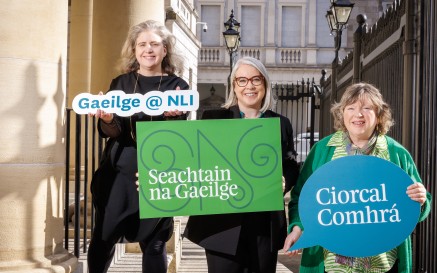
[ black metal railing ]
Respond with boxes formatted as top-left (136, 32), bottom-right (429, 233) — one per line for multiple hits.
top-left (64, 108), bottom-right (104, 257)
top-left (272, 79), bottom-right (320, 162)
top-left (416, 1), bottom-right (437, 272)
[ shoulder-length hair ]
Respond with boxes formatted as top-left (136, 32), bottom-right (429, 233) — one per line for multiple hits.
top-left (331, 82), bottom-right (394, 135)
top-left (118, 20), bottom-right (184, 75)
top-left (222, 56), bottom-right (273, 113)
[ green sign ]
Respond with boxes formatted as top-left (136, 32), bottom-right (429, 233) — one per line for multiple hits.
top-left (136, 118), bottom-right (284, 218)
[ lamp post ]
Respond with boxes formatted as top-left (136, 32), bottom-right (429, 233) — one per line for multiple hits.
top-left (325, 0), bottom-right (354, 102)
top-left (223, 9), bottom-right (240, 100)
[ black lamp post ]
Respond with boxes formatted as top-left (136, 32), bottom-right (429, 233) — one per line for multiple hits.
top-left (223, 10), bottom-right (240, 99)
top-left (325, 0), bottom-right (354, 101)
top-left (224, 9), bottom-right (240, 32)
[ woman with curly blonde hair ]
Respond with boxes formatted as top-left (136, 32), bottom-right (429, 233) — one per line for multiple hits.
top-left (331, 83), bottom-right (394, 136)
top-left (88, 20), bottom-right (189, 273)
top-left (118, 20), bottom-right (185, 75)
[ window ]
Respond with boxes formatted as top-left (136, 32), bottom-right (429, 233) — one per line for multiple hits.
top-left (282, 6), bottom-right (302, 47)
top-left (241, 6), bottom-right (261, 47)
top-left (201, 5), bottom-right (221, 46)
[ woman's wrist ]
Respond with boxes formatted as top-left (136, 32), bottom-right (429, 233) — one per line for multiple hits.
top-left (101, 118), bottom-right (115, 125)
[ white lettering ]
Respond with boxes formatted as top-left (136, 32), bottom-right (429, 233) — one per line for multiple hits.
top-left (317, 204), bottom-right (401, 226)
top-left (148, 169), bottom-right (158, 184)
top-left (316, 184), bottom-right (388, 205)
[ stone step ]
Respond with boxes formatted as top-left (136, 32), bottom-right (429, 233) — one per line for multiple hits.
top-left (70, 216), bottom-right (301, 272)
top-left (177, 236), bottom-right (294, 272)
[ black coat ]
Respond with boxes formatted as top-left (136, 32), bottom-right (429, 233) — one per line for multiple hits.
top-left (183, 106), bottom-right (298, 255)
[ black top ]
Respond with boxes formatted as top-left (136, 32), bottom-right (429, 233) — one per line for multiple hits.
top-left (91, 72), bottom-right (189, 242)
top-left (101, 72), bottom-right (190, 145)
top-left (183, 106), bottom-right (298, 255)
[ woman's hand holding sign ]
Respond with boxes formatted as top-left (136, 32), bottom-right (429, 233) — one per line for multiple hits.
top-left (136, 172), bottom-right (140, 191)
top-left (88, 92), bottom-right (114, 123)
top-left (407, 182), bottom-right (427, 205)
top-left (95, 109), bottom-right (113, 123)
top-left (163, 86), bottom-right (186, 117)
top-left (283, 225), bottom-right (303, 256)
top-left (163, 110), bottom-right (184, 117)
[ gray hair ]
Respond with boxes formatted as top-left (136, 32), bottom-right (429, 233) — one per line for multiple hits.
top-left (222, 57), bottom-right (273, 112)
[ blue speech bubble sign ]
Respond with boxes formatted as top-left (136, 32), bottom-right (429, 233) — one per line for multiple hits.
top-left (290, 155), bottom-right (420, 257)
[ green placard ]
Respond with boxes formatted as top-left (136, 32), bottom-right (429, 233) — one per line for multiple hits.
top-left (136, 118), bottom-right (284, 218)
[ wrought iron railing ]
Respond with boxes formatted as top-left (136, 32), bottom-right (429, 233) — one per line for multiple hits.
top-left (416, 1), bottom-right (437, 272)
top-left (64, 108), bottom-right (103, 257)
top-left (272, 79), bottom-right (321, 162)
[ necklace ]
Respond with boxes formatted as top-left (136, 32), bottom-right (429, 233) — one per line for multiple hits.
top-left (130, 71), bottom-right (163, 142)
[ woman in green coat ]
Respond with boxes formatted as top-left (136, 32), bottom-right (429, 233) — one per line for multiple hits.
top-left (282, 83), bottom-right (432, 272)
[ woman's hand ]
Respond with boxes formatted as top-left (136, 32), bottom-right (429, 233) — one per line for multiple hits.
top-left (135, 172), bottom-right (139, 192)
top-left (282, 226), bottom-right (303, 256)
top-left (163, 86), bottom-right (186, 117)
top-left (282, 176), bottom-right (286, 192)
top-left (88, 92), bottom-right (114, 123)
top-left (407, 182), bottom-right (427, 206)
top-left (163, 110), bottom-right (185, 117)
top-left (95, 109), bottom-right (114, 123)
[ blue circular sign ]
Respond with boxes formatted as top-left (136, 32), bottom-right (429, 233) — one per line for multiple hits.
top-left (290, 155), bottom-right (421, 257)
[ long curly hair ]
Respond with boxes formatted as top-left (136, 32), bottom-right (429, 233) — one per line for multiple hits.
top-left (331, 82), bottom-right (394, 135)
top-left (118, 20), bottom-right (184, 75)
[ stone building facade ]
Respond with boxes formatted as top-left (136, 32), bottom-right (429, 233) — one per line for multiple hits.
top-left (194, 0), bottom-right (394, 134)
top-left (0, 0), bottom-right (200, 272)
top-left (0, 0), bottom-right (391, 272)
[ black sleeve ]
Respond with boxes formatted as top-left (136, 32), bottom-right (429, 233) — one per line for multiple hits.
top-left (280, 116), bottom-right (300, 194)
top-left (177, 78), bottom-right (190, 90)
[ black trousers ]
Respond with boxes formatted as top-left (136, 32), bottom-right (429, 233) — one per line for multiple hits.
top-left (205, 234), bottom-right (277, 273)
top-left (87, 213), bottom-right (169, 273)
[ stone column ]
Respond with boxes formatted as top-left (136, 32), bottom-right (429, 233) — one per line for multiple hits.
top-left (68, 0), bottom-right (94, 171)
top-left (402, 0), bottom-right (417, 152)
top-left (0, 0), bottom-right (77, 272)
top-left (306, 0), bottom-right (317, 65)
top-left (68, 0), bottom-right (93, 103)
top-left (265, 0), bottom-right (276, 65)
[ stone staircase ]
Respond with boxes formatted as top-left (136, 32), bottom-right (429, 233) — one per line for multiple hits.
top-left (71, 216), bottom-right (300, 273)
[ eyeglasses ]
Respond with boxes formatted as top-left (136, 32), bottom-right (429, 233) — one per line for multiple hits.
top-left (234, 76), bottom-right (264, 87)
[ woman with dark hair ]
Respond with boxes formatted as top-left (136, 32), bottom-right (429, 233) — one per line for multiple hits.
top-left (88, 20), bottom-right (189, 273)
top-left (283, 82), bottom-right (431, 273)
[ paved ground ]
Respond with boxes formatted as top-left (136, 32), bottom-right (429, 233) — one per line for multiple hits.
top-left (177, 237), bottom-right (301, 273)
top-left (176, 216), bottom-right (301, 273)
top-left (73, 192), bottom-right (301, 272)
top-left (72, 216), bottom-right (301, 272)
